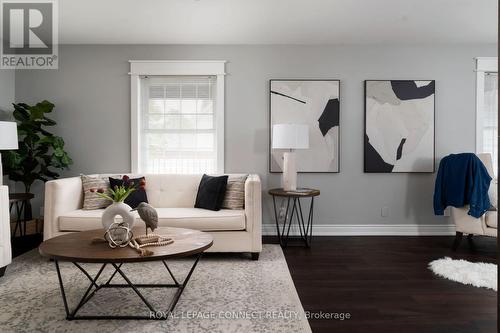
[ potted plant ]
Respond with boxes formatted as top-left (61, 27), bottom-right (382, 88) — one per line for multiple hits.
top-left (2, 101), bottom-right (73, 220)
top-left (91, 176), bottom-right (139, 230)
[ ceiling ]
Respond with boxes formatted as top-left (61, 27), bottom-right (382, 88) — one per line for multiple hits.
top-left (60, 0), bottom-right (497, 44)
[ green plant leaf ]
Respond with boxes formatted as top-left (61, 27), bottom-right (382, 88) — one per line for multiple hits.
top-left (54, 147), bottom-right (64, 157)
top-left (4, 101), bottom-right (72, 189)
top-left (38, 100), bottom-right (55, 113)
top-left (38, 135), bottom-right (55, 145)
top-left (29, 105), bottom-right (45, 120)
top-left (41, 117), bottom-right (57, 126)
top-left (61, 154), bottom-right (72, 166)
top-left (12, 104), bottom-right (30, 120)
top-left (53, 136), bottom-right (64, 148)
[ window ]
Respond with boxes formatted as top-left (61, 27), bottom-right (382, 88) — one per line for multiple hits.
top-left (475, 57), bottom-right (498, 176)
top-left (130, 61), bottom-right (225, 174)
top-left (141, 76), bottom-right (216, 174)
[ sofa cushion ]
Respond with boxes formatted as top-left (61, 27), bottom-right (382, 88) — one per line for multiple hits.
top-left (109, 176), bottom-right (148, 209)
top-left (195, 174), bottom-right (228, 211)
top-left (81, 175), bottom-right (112, 210)
top-left (59, 207), bottom-right (246, 232)
top-left (485, 210), bottom-right (497, 229)
top-left (222, 175), bottom-right (248, 210)
top-left (145, 174), bottom-right (202, 208)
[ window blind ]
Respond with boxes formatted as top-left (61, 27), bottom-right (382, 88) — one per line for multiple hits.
top-left (481, 73), bottom-right (498, 175)
top-left (140, 76), bottom-right (217, 174)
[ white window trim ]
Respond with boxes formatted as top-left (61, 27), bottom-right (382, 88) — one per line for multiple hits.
top-left (129, 60), bottom-right (226, 174)
top-left (475, 57), bottom-right (497, 153)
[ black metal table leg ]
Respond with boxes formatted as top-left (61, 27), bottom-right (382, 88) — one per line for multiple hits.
top-left (297, 199), bottom-right (309, 247)
top-left (272, 196), bottom-right (282, 245)
top-left (9, 202), bottom-right (15, 237)
top-left (162, 260), bottom-right (180, 286)
top-left (284, 198), bottom-right (297, 247)
top-left (166, 253), bottom-right (202, 313)
top-left (21, 201), bottom-right (26, 236)
top-left (307, 197), bottom-right (315, 246)
top-left (54, 254), bottom-right (203, 320)
top-left (12, 202), bottom-right (22, 237)
top-left (73, 263), bottom-right (100, 288)
top-left (270, 189), bottom-right (318, 248)
top-left (55, 260), bottom-right (70, 318)
top-left (11, 200), bottom-right (27, 237)
top-left (69, 264), bottom-right (108, 319)
top-left (103, 263), bottom-right (122, 285)
top-left (111, 263), bottom-right (157, 313)
top-left (280, 198), bottom-right (291, 246)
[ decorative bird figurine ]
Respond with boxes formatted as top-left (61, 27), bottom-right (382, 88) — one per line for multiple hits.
top-left (131, 202), bottom-right (158, 236)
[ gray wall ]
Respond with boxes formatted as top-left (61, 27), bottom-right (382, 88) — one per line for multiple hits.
top-left (0, 69), bottom-right (15, 186)
top-left (15, 44), bottom-right (496, 227)
top-left (0, 69), bottom-right (14, 112)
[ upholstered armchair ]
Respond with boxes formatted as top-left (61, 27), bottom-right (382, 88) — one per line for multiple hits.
top-left (451, 153), bottom-right (497, 250)
top-left (0, 185), bottom-right (11, 276)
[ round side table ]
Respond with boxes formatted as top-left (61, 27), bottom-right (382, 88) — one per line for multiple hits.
top-left (9, 192), bottom-right (35, 237)
top-left (268, 188), bottom-right (320, 247)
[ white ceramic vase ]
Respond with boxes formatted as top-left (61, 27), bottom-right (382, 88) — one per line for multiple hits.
top-left (101, 202), bottom-right (135, 231)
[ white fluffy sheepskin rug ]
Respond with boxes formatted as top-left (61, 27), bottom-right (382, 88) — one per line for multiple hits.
top-left (429, 257), bottom-right (497, 291)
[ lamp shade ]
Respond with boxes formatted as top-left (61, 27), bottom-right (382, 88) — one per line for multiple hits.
top-left (272, 123), bottom-right (309, 149)
top-left (0, 121), bottom-right (18, 150)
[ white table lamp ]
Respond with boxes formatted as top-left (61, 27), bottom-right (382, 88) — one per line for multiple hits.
top-left (0, 121), bottom-right (18, 186)
top-left (272, 124), bottom-right (309, 191)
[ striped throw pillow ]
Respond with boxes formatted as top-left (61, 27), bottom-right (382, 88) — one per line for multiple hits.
top-left (222, 175), bottom-right (248, 210)
top-left (81, 174), bottom-right (112, 210)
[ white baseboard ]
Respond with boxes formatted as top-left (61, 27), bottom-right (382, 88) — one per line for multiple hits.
top-left (262, 223), bottom-right (456, 236)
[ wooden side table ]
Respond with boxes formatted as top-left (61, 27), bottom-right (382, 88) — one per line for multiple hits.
top-left (268, 188), bottom-right (320, 247)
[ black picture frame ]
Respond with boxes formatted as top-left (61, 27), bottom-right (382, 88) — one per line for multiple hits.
top-left (269, 79), bottom-right (341, 174)
top-left (364, 80), bottom-right (436, 173)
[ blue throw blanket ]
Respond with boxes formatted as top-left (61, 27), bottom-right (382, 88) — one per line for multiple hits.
top-left (433, 153), bottom-right (492, 218)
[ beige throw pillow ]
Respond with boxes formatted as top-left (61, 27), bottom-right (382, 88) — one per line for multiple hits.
top-left (81, 174), bottom-right (112, 210)
top-left (222, 175), bottom-right (248, 210)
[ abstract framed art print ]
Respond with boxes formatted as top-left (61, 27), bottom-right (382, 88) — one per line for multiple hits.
top-left (364, 80), bottom-right (435, 173)
top-left (270, 79), bottom-right (340, 173)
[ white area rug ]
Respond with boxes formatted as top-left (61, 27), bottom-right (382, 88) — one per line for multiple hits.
top-left (429, 257), bottom-right (497, 291)
top-left (0, 245), bottom-right (311, 333)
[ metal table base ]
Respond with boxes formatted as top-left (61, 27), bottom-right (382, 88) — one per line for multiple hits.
top-left (54, 253), bottom-right (202, 320)
top-left (272, 196), bottom-right (315, 247)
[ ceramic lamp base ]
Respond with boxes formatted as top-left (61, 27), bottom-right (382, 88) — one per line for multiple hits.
top-left (282, 151), bottom-right (297, 191)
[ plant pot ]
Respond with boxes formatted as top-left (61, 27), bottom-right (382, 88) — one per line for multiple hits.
top-left (101, 202), bottom-right (135, 231)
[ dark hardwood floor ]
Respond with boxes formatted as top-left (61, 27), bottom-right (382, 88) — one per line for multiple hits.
top-left (11, 234), bottom-right (497, 332)
top-left (11, 234), bottom-right (42, 258)
top-left (264, 235), bottom-right (497, 333)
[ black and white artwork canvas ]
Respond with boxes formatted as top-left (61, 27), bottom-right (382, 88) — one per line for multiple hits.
top-left (270, 80), bottom-right (340, 173)
top-left (364, 80), bottom-right (435, 173)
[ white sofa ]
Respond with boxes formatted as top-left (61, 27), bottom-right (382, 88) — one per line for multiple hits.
top-left (0, 185), bottom-right (11, 276)
top-left (44, 174), bottom-right (262, 259)
top-left (451, 153), bottom-right (497, 249)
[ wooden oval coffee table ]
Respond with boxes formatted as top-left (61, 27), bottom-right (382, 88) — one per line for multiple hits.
top-left (39, 227), bottom-right (213, 321)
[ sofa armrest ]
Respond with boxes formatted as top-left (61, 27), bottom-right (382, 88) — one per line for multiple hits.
top-left (244, 174), bottom-right (262, 252)
top-left (43, 177), bottom-right (83, 240)
top-left (450, 206), bottom-right (488, 235)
